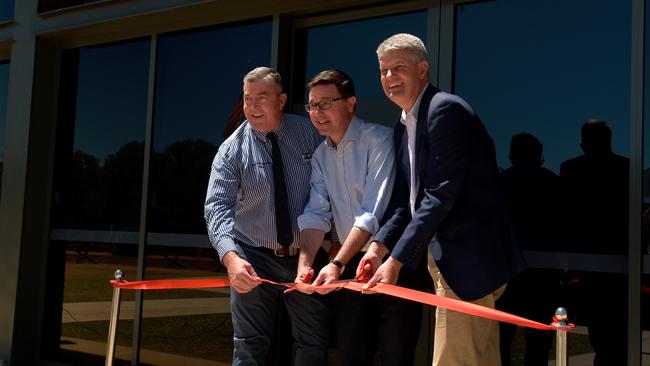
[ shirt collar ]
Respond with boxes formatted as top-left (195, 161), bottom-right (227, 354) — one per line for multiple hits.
top-left (251, 115), bottom-right (287, 141)
top-left (324, 115), bottom-right (362, 149)
top-left (400, 87), bottom-right (427, 126)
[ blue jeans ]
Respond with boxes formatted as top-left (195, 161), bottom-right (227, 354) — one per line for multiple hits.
top-left (230, 243), bottom-right (331, 366)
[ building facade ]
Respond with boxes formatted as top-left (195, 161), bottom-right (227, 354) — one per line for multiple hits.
top-left (0, 0), bottom-right (647, 365)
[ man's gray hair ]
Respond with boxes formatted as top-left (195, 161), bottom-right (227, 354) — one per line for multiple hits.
top-left (243, 66), bottom-right (283, 93)
top-left (376, 33), bottom-right (428, 63)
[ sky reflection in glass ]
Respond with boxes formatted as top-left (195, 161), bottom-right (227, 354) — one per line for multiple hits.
top-left (455, 0), bottom-right (630, 173)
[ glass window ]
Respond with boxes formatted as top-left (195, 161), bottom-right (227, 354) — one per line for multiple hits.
top-left (52, 40), bottom-right (150, 232)
top-left (455, 0), bottom-right (631, 364)
top-left (456, 2), bottom-right (630, 173)
top-left (142, 20), bottom-right (272, 365)
top-left (45, 39), bottom-right (150, 365)
top-left (149, 20), bottom-right (271, 234)
top-left (295, 11), bottom-right (427, 126)
top-left (0, 62), bottom-right (9, 202)
top-left (0, 0), bottom-right (14, 21)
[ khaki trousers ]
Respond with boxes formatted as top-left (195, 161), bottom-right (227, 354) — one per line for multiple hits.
top-left (428, 252), bottom-right (506, 366)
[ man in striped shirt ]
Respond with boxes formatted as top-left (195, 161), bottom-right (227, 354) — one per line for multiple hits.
top-left (204, 67), bottom-right (331, 366)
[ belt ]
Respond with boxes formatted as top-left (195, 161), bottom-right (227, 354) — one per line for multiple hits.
top-left (258, 246), bottom-right (300, 257)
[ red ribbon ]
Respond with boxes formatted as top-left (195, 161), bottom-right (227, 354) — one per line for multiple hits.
top-left (293, 281), bottom-right (567, 331)
top-left (110, 278), bottom-right (230, 290)
top-left (109, 277), bottom-right (573, 331)
top-left (643, 286), bottom-right (650, 294)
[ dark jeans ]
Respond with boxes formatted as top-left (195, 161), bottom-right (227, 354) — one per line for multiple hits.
top-left (230, 243), bottom-right (331, 366)
top-left (332, 253), bottom-right (424, 366)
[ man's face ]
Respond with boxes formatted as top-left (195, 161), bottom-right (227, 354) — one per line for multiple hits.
top-left (307, 83), bottom-right (355, 145)
top-left (243, 78), bottom-right (287, 133)
top-left (379, 50), bottom-right (429, 111)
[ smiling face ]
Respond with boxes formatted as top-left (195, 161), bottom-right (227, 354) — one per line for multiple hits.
top-left (379, 50), bottom-right (429, 111)
top-left (308, 83), bottom-right (356, 146)
top-left (243, 78), bottom-right (287, 133)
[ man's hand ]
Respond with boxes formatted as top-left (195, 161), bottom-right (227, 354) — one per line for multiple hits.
top-left (292, 228), bottom-right (324, 290)
top-left (223, 251), bottom-right (259, 293)
top-left (308, 263), bottom-right (342, 294)
top-left (361, 256), bottom-right (403, 293)
top-left (355, 241), bottom-right (389, 281)
top-left (289, 265), bottom-right (315, 294)
top-left (312, 263), bottom-right (341, 285)
top-left (294, 265), bottom-right (314, 285)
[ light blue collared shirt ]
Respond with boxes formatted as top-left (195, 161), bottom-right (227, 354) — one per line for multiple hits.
top-left (298, 116), bottom-right (395, 246)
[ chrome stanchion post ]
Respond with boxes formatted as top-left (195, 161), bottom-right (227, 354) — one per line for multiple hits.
top-left (105, 269), bottom-right (124, 366)
top-left (552, 307), bottom-right (569, 366)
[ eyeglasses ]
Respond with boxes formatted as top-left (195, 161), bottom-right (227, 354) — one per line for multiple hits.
top-left (304, 97), bottom-right (347, 113)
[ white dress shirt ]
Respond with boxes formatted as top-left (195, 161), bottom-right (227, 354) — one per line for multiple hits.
top-left (401, 88), bottom-right (442, 260)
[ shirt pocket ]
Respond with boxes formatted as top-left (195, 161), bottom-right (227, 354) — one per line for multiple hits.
top-left (241, 160), bottom-right (272, 206)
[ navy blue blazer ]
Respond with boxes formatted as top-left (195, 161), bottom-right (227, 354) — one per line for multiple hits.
top-left (374, 84), bottom-right (525, 301)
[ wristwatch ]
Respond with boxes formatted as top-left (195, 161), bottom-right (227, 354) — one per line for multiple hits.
top-left (329, 258), bottom-right (345, 273)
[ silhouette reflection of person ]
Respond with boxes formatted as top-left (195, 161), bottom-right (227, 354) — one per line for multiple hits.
top-left (560, 119), bottom-right (629, 365)
top-left (497, 133), bottom-right (560, 366)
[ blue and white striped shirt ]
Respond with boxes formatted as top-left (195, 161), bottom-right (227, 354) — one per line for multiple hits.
top-left (204, 114), bottom-right (323, 260)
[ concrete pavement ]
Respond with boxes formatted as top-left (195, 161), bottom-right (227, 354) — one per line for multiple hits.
top-left (62, 296), bottom-right (230, 323)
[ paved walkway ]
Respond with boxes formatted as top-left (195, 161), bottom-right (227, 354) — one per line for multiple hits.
top-left (62, 296), bottom-right (230, 323)
top-left (60, 336), bottom-right (230, 366)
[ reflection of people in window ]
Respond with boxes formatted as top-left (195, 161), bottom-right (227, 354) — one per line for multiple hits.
top-left (559, 119), bottom-right (628, 365)
top-left (560, 119), bottom-right (629, 255)
top-left (497, 133), bottom-right (559, 366)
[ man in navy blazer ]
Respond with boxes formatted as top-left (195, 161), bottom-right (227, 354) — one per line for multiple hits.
top-left (360, 33), bottom-right (525, 365)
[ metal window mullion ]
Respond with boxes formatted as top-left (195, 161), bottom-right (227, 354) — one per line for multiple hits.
top-left (438, 0), bottom-right (455, 92)
top-left (629, 0), bottom-right (644, 365)
top-left (131, 33), bottom-right (158, 366)
top-left (272, 14), bottom-right (281, 71)
top-left (427, 1), bottom-right (441, 88)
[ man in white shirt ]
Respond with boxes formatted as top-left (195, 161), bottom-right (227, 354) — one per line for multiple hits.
top-left (296, 69), bottom-right (426, 366)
